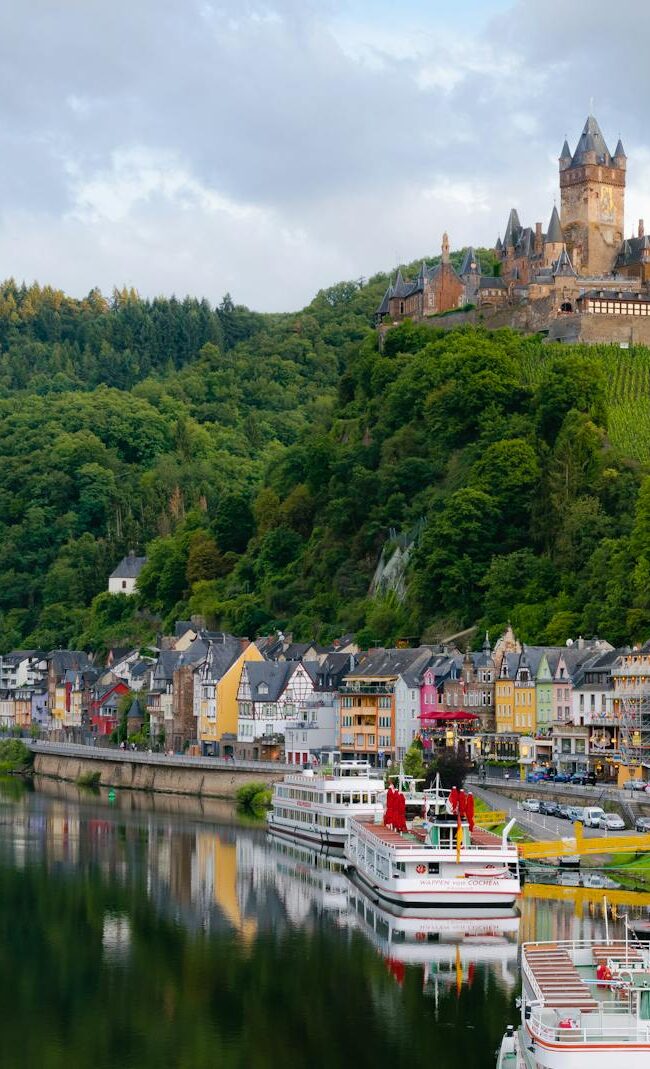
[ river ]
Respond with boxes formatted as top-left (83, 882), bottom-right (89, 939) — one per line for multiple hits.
top-left (0, 777), bottom-right (646, 1069)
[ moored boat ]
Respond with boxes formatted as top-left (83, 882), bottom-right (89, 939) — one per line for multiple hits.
top-left (344, 777), bottom-right (520, 909)
top-left (497, 936), bottom-right (650, 1069)
top-left (267, 752), bottom-right (384, 850)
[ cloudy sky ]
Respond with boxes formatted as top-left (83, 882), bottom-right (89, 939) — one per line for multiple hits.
top-left (1, 0), bottom-right (650, 311)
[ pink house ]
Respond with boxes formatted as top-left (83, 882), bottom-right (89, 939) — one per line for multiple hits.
top-left (420, 666), bottom-right (445, 719)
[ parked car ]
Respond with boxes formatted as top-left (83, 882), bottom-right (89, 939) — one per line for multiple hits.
top-left (598, 812), bottom-right (626, 831)
top-left (582, 806), bottom-right (606, 828)
top-left (553, 772), bottom-right (571, 783)
top-left (540, 801), bottom-right (561, 817)
top-left (566, 806), bottom-right (585, 822)
top-left (635, 816), bottom-right (650, 833)
top-left (623, 779), bottom-right (649, 791)
top-left (522, 798), bottom-right (540, 812)
top-left (557, 804), bottom-right (572, 819)
top-left (526, 772), bottom-right (546, 783)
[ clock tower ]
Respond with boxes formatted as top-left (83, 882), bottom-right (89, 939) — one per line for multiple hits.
top-left (559, 116), bottom-right (626, 276)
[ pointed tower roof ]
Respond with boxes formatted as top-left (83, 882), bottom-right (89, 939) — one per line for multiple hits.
top-left (545, 205), bottom-right (564, 244)
top-left (459, 247), bottom-right (480, 275)
top-left (571, 115), bottom-right (612, 166)
top-left (553, 247), bottom-right (576, 277)
top-left (376, 285), bottom-right (392, 316)
top-left (495, 236), bottom-right (503, 253)
top-left (559, 138), bottom-right (572, 161)
top-left (417, 261), bottom-right (427, 283)
top-left (392, 268), bottom-right (410, 299)
top-left (503, 208), bottom-right (522, 248)
top-left (614, 137), bottom-right (626, 159)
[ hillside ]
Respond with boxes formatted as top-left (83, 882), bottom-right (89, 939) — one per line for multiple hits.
top-left (1, 264), bottom-right (650, 654)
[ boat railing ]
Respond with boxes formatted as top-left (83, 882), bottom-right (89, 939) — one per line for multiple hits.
top-left (351, 819), bottom-right (518, 853)
top-left (523, 938), bottom-right (649, 964)
top-left (528, 1004), bottom-right (650, 1045)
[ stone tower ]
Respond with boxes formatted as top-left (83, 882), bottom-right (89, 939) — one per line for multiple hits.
top-left (559, 116), bottom-right (626, 276)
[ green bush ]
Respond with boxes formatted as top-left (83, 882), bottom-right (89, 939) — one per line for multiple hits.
top-left (76, 771), bottom-right (101, 789)
top-left (0, 739), bottom-right (33, 774)
top-left (235, 781), bottom-right (272, 812)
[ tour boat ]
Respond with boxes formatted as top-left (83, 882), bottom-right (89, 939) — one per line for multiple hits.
top-left (344, 778), bottom-right (520, 910)
top-left (497, 936), bottom-right (650, 1069)
top-left (267, 753), bottom-right (385, 850)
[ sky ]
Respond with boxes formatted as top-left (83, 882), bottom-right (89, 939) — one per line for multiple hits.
top-left (1, 0), bottom-right (650, 312)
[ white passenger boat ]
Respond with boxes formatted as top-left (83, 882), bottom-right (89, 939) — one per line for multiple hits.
top-left (344, 779), bottom-right (520, 910)
top-left (497, 937), bottom-right (650, 1069)
top-left (267, 754), bottom-right (384, 850)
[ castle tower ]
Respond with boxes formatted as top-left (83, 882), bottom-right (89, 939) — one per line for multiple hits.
top-left (559, 116), bottom-right (626, 276)
top-left (544, 204), bottom-right (565, 267)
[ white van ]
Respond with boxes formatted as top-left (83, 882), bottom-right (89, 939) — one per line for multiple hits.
top-left (582, 806), bottom-right (606, 828)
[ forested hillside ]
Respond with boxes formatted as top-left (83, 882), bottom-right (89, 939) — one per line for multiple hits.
top-left (2, 260), bottom-right (650, 655)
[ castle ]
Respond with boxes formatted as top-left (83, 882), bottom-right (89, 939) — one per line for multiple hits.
top-left (376, 116), bottom-right (650, 344)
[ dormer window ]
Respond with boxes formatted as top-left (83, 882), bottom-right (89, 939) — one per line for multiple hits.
top-left (258, 682), bottom-right (269, 696)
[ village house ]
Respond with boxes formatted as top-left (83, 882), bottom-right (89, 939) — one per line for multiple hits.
top-left (108, 551), bottom-right (147, 595)
top-left (236, 660), bottom-right (317, 760)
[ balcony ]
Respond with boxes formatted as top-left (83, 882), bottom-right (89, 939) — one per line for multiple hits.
top-left (339, 682), bottom-right (394, 695)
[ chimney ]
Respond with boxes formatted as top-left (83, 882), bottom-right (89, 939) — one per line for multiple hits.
top-left (639, 219), bottom-right (645, 239)
top-left (535, 222), bottom-right (543, 254)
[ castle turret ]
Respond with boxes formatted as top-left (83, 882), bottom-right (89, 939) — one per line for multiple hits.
top-left (441, 232), bottom-right (450, 264)
top-left (544, 204), bottom-right (565, 266)
top-left (559, 138), bottom-right (572, 173)
top-left (559, 115), bottom-right (625, 276)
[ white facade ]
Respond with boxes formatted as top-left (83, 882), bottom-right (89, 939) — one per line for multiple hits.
top-left (394, 677), bottom-right (421, 761)
top-left (284, 697), bottom-right (337, 764)
top-left (108, 575), bottom-right (139, 595)
top-left (237, 663), bottom-right (316, 742)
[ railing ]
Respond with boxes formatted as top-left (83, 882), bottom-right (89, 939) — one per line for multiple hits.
top-left (29, 739), bottom-right (293, 773)
top-left (528, 1006), bottom-right (650, 1045)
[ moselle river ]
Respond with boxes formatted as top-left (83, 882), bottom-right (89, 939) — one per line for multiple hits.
top-left (0, 777), bottom-right (646, 1069)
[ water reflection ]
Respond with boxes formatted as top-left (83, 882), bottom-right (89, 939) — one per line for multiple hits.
top-left (0, 777), bottom-right (647, 1069)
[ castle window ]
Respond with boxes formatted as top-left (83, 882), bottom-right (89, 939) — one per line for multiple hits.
top-left (560, 301), bottom-right (573, 313)
top-left (399, 301), bottom-right (404, 314)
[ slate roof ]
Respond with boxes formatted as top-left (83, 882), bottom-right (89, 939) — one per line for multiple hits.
top-left (503, 208), bottom-right (522, 248)
top-left (569, 116), bottom-right (612, 167)
top-left (201, 635), bottom-right (244, 681)
top-left (49, 650), bottom-right (93, 677)
top-left (245, 661), bottom-right (294, 702)
top-left (614, 235), bottom-right (650, 268)
top-left (546, 205), bottom-right (564, 244)
top-left (559, 139), bottom-right (572, 161)
top-left (127, 698), bottom-right (144, 722)
top-left (110, 553), bottom-right (147, 580)
top-left (478, 275), bottom-right (507, 290)
top-left (581, 288), bottom-right (650, 302)
top-left (345, 647), bottom-right (433, 683)
top-left (459, 248), bottom-right (481, 275)
top-left (553, 248), bottom-right (576, 277)
top-left (614, 138), bottom-right (626, 159)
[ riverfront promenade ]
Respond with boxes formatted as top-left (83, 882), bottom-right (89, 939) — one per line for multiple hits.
top-left (29, 740), bottom-right (290, 798)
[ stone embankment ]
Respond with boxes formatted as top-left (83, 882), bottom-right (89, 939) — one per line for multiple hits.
top-left (30, 741), bottom-right (288, 799)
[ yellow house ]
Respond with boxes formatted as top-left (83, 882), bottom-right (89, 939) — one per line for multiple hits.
top-left (198, 642), bottom-right (264, 754)
top-left (496, 652), bottom-right (536, 734)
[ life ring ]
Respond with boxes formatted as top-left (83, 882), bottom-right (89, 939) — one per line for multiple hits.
top-left (416, 864), bottom-right (426, 874)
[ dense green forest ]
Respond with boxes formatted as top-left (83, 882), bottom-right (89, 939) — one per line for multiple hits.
top-left (2, 250), bottom-right (650, 655)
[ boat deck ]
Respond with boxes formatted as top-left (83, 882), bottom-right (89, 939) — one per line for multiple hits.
top-left (355, 821), bottom-right (505, 850)
top-left (525, 944), bottom-right (598, 1011)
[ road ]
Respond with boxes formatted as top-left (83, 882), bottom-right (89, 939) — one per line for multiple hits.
top-left (28, 739), bottom-right (292, 775)
top-left (472, 783), bottom-right (634, 843)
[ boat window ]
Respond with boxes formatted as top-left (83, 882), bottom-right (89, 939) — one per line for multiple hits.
top-left (428, 862), bottom-right (439, 874)
top-left (326, 793), bottom-right (333, 803)
top-left (393, 862), bottom-right (406, 877)
top-left (352, 793), bottom-right (361, 804)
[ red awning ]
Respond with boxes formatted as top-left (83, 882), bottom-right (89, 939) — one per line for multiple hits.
top-left (419, 711), bottom-right (479, 723)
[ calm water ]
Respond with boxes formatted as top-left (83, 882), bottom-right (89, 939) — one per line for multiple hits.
top-left (0, 778), bottom-right (644, 1069)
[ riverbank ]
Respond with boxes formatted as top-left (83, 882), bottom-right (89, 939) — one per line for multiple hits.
top-left (31, 742), bottom-right (287, 800)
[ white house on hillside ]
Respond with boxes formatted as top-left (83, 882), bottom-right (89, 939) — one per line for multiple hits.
top-left (108, 552), bottom-right (147, 595)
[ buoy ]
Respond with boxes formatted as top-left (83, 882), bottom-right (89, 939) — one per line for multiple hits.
top-left (108, 789), bottom-right (116, 803)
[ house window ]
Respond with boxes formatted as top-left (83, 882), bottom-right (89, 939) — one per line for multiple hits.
top-left (122, 580), bottom-right (126, 589)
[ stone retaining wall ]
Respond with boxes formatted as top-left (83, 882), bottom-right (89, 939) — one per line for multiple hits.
top-left (33, 752), bottom-right (285, 799)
